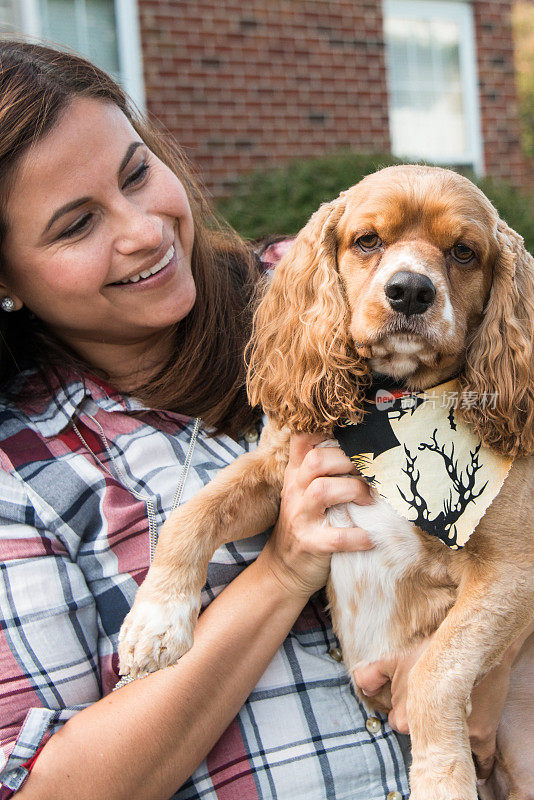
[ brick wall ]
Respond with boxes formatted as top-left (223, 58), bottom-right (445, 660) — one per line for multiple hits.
top-left (474, 0), bottom-right (533, 189)
top-left (139, 0), bottom-right (390, 196)
top-left (139, 0), bottom-right (532, 196)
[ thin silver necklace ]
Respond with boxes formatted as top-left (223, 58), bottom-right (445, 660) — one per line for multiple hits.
top-left (71, 414), bottom-right (202, 561)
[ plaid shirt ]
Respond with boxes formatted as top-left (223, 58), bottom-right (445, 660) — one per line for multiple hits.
top-left (0, 370), bottom-right (410, 799)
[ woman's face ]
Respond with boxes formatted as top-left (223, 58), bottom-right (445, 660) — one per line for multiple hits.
top-left (1, 97), bottom-right (196, 368)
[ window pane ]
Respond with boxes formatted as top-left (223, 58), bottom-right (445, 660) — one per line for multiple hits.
top-left (0, 0), bottom-right (20, 32)
top-left (384, 10), bottom-right (468, 162)
top-left (86, 0), bottom-right (119, 76)
top-left (39, 0), bottom-right (119, 77)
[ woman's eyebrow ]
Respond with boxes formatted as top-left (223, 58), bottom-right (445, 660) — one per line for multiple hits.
top-left (117, 141), bottom-right (144, 176)
top-left (44, 141), bottom-right (145, 233)
top-left (44, 197), bottom-right (91, 233)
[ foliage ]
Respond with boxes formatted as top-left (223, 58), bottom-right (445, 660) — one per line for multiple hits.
top-left (217, 151), bottom-right (534, 253)
top-left (478, 176), bottom-right (534, 252)
top-left (513, 2), bottom-right (534, 159)
top-left (217, 152), bottom-right (403, 240)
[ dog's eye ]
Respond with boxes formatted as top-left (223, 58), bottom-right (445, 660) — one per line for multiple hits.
top-left (451, 243), bottom-right (475, 263)
top-left (356, 233), bottom-right (382, 251)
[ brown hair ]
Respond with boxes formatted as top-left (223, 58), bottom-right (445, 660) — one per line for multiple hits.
top-left (0, 40), bottom-right (262, 437)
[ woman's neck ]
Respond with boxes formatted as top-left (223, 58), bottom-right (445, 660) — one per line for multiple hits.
top-left (65, 329), bottom-right (175, 395)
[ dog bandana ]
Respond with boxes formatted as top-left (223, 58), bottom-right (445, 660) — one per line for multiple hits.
top-left (334, 378), bottom-right (513, 549)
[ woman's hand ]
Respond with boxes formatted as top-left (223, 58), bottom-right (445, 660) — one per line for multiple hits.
top-left (353, 640), bottom-right (431, 735)
top-left (353, 637), bottom-right (515, 782)
top-left (468, 659), bottom-right (512, 782)
top-left (259, 432), bottom-right (375, 600)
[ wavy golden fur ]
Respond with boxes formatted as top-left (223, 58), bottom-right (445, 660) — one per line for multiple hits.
top-left (248, 165), bottom-right (534, 458)
top-left (247, 198), bottom-right (369, 432)
top-left (459, 220), bottom-right (534, 457)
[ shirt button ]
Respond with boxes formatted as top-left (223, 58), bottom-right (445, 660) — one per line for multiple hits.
top-left (244, 427), bottom-right (259, 443)
top-left (387, 792), bottom-right (403, 800)
top-left (365, 716), bottom-right (382, 735)
top-left (328, 647), bottom-right (343, 662)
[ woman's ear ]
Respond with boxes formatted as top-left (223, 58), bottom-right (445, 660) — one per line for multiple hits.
top-left (459, 220), bottom-right (534, 457)
top-left (247, 197), bottom-right (368, 432)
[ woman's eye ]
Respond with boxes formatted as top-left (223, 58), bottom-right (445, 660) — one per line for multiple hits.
top-left (59, 213), bottom-right (92, 239)
top-left (356, 233), bottom-right (382, 251)
top-left (124, 162), bottom-right (149, 188)
top-left (451, 243), bottom-right (475, 263)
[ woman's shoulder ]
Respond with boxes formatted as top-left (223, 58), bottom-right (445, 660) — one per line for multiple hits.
top-left (0, 381), bottom-right (47, 517)
top-left (0, 378), bottom-right (40, 445)
top-left (0, 370), bottom-right (84, 465)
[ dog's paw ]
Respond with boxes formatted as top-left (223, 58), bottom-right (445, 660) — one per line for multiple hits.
top-left (409, 755), bottom-right (478, 800)
top-left (409, 790), bottom-right (477, 800)
top-left (118, 595), bottom-right (200, 678)
top-left (409, 783), bottom-right (477, 800)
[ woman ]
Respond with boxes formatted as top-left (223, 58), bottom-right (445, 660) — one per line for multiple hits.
top-left (0, 40), bottom-right (518, 800)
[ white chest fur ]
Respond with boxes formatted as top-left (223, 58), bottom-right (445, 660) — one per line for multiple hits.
top-left (327, 495), bottom-right (422, 672)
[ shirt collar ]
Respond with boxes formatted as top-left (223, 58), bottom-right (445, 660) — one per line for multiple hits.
top-left (15, 371), bottom-right (155, 437)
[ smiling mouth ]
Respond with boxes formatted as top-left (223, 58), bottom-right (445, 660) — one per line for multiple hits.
top-left (111, 245), bottom-right (175, 285)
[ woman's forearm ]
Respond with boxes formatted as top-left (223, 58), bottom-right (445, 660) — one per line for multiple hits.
top-left (17, 555), bottom-right (308, 800)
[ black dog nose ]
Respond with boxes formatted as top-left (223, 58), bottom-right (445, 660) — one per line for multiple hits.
top-left (384, 271), bottom-right (436, 317)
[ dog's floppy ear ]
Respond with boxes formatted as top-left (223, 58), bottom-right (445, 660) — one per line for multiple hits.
top-left (247, 197), bottom-right (368, 432)
top-left (459, 220), bottom-right (534, 457)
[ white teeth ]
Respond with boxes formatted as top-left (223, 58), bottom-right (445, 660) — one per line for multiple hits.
top-left (119, 245), bottom-right (174, 284)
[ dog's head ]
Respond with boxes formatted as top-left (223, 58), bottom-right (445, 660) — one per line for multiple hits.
top-left (247, 165), bottom-right (534, 457)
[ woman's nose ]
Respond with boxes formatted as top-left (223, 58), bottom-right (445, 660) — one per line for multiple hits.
top-left (114, 204), bottom-right (164, 254)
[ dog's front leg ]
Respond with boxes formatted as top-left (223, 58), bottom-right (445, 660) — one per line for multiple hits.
top-left (119, 428), bottom-right (288, 677)
top-left (407, 564), bottom-right (534, 800)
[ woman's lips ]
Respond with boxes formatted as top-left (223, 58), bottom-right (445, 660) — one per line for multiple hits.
top-left (108, 247), bottom-right (178, 290)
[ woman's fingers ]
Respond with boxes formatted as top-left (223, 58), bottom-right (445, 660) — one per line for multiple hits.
top-left (473, 746), bottom-right (496, 784)
top-left (353, 661), bottom-right (393, 696)
top-left (295, 445), bottom-right (360, 487)
top-left (468, 659), bottom-right (510, 784)
top-left (388, 707), bottom-right (410, 735)
top-left (285, 434), bottom-right (374, 517)
top-left (287, 432), bottom-right (328, 469)
top-left (317, 525), bottom-right (373, 553)
top-left (288, 434), bottom-right (368, 485)
top-left (304, 476), bottom-right (374, 516)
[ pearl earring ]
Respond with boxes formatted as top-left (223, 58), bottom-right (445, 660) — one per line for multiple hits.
top-left (1, 297), bottom-right (16, 313)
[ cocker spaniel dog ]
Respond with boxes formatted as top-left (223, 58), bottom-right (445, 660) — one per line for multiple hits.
top-left (119, 165), bottom-right (534, 800)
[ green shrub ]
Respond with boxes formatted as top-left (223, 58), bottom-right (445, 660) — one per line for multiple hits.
top-left (216, 152), bottom-right (534, 253)
top-left (217, 152), bottom-right (403, 240)
top-left (512, 2), bottom-right (534, 159)
top-left (478, 177), bottom-right (534, 253)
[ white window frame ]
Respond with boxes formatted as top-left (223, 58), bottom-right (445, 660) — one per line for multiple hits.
top-left (383, 0), bottom-right (484, 176)
top-left (18, 0), bottom-right (145, 111)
